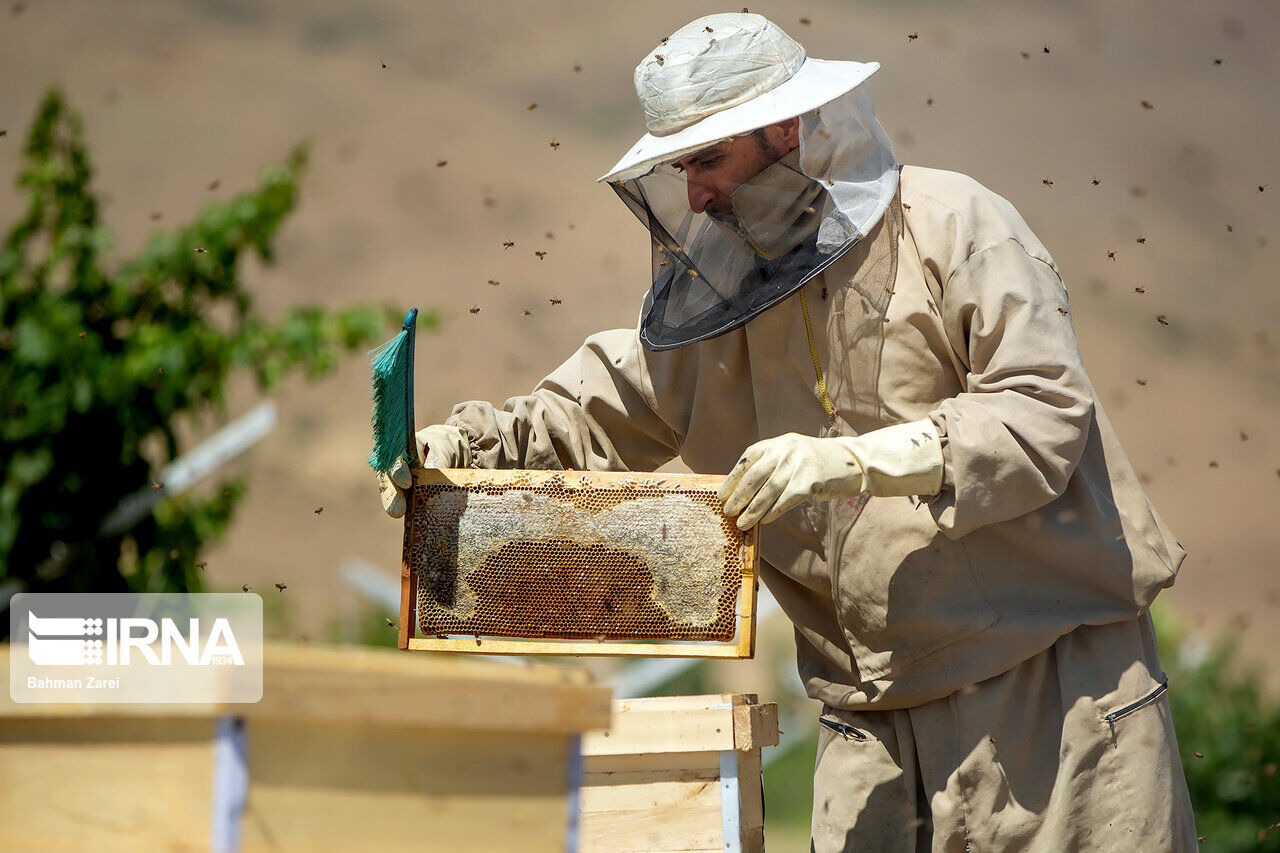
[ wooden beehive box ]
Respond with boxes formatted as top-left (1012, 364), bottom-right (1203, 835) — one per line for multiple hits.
top-left (0, 643), bottom-right (611, 853)
top-left (578, 693), bottom-right (780, 853)
top-left (400, 469), bottom-right (760, 658)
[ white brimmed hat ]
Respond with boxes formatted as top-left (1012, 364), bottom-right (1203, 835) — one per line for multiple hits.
top-left (599, 13), bottom-right (880, 183)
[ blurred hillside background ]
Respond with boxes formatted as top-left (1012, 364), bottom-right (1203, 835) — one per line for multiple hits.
top-left (2, 0), bottom-right (1278, 848)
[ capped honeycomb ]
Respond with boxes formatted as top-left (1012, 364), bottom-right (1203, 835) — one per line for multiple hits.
top-left (408, 472), bottom-right (748, 641)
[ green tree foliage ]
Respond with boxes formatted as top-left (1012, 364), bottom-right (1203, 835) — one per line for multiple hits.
top-left (1156, 610), bottom-right (1280, 852)
top-left (0, 89), bottom-right (407, 596)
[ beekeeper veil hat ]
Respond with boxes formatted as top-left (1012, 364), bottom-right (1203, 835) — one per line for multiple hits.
top-left (601, 12), bottom-right (899, 351)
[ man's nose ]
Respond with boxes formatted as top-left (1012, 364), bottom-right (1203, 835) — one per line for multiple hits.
top-left (686, 177), bottom-right (715, 215)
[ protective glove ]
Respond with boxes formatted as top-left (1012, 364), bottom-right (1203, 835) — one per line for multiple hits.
top-left (377, 424), bottom-right (473, 519)
top-left (717, 418), bottom-right (944, 530)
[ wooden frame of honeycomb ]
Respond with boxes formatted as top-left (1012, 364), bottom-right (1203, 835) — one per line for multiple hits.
top-left (397, 469), bottom-right (760, 658)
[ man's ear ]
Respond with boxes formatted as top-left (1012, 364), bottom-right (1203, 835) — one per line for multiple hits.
top-left (777, 117), bottom-right (800, 150)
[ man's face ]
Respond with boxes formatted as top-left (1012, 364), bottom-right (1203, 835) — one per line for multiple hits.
top-left (674, 119), bottom-right (800, 220)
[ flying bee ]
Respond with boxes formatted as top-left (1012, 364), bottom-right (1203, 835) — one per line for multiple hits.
top-left (1042, 178), bottom-right (1053, 187)
top-left (1091, 177), bottom-right (1101, 186)
top-left (1136, 378), bottom-right (1148, 386)
top-left (1136, 236), bottom-right (1146, 244)
top-left (705, 26), bottom-right (713, 32)
top-left (488, 279), bottom-right (500, 286)
top-left (908, 32), bottom-right (918, 40)
top-left (535, 250), bottom-right (548, 259)
top-left (1214, 58), bottom-right (1223, 65)
top-left (1020, 51), bottom-right (1030, 59)
top-left (549, 140), bottom-right (560, 150)
top-left (1107, 251), bottom-right (1116, 260)
top-left (1226, 224), bottom-right (1233, 232)
top-left (380, 60), bottom-right (387, 69)
top-left (527, 103), bottom-right (537, 110)
top-left (1043, 45), bottom-right (1050, 53)
top-left (1057, 307), bottom-right (1069, 315)
top-left (1156, 314), bottom-right (1169, 326)
top-left (800, 17), bottom-right (811, 25)
top-left (149, 211), bottom-right (162, 221)
top-left (522, 309), bottom-right (533, 317)
top-left (242, 584), bottom-right (251, 593)
top-left (502, 240), bottom-right (515, 249)
top-left (195, 561), bottom-right (207, 570)
top-left (275, 583), bottom-right (287, 592)
top-left (207, 179), bottom-right (219, 190)
top-left (194, 247), bottom-right (207, 253)
top-left (313, 506), bottom-right (323, 514)
top-left (1141, 100), bottom-right (1154, 109)
top-left (469, 306), bottom-right (481, 314)
top-left (1134, 286), bottom-right (1145, 294)
top-left (436, 160), bottom-right (447, 167)
top-left (573, 64), bottom-right (582, 72)
top-left (549, 297), bottom-right (562, 305)
top-left (386, 618), bottom-right (397, 628)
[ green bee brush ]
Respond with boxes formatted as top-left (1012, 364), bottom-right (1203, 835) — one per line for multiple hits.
top-left (369, 308), bottom-right (421, 473)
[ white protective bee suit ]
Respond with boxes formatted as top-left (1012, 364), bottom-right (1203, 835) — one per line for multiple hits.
top-left (386, 13), bottom-right (1198, 851)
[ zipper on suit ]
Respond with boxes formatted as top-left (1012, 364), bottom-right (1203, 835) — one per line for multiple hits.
top-left (1103, 678), bottom-right (1168, 740)
top-left (819, 716), bottom-right (869, 742)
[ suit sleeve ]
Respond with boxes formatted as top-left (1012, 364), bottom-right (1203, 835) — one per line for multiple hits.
top-left (445, 327), bottom-right (682, 472)
top-left (926, 237), bottom-right (1096, 538)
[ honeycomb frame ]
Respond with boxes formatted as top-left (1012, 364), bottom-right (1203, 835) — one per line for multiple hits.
top-left (397, 468), bottom-right (760, 659)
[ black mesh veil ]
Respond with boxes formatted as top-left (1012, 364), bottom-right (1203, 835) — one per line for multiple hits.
top-left (612, 158), bottom-right (859, 351)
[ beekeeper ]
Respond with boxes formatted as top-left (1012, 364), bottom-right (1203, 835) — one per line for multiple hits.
top-left (379, 13), bottom-right (1196, 850)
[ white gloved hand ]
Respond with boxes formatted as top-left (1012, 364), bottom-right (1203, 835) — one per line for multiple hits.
top-left (717, 419), bottom-right (944, 530)
top-left (377, 424), bottom-right (473, 519)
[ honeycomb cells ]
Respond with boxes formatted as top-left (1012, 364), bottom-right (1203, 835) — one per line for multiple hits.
top-left (410, 475), bottom-right (746, 642)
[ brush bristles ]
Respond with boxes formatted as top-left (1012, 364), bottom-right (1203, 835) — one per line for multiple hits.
top-left (368, 329), bottom-right (412, 473)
